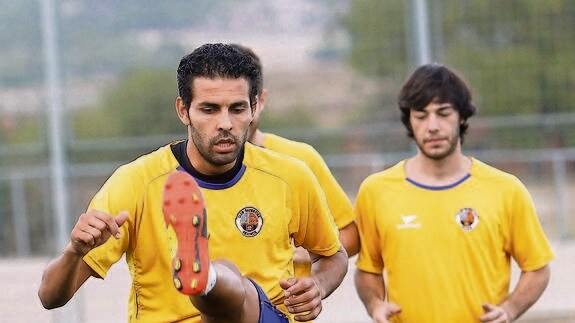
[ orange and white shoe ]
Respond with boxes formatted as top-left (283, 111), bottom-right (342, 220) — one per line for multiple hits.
top-left (162, 170), bottom-right (210, 295)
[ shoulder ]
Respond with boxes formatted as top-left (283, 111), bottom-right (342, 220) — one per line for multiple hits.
top-left (114, 143), bottom-right (179, 183)
top-left (91, 143), bottom-right (179, 210)
top-left (470, 158), bottom-right (531, 199)
top-left (244, 142), bottom-right (315, 183)
top-left (470, 158), bottom-right (523, 185)
top-left (361, 160), bottom-right (406, 188)
top-left (263, 133), bottom-right (322, 162)
top-left (265, 133), bottom-right (313, 150)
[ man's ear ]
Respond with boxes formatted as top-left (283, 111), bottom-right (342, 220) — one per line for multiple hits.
top-left (252, 89), bottom-right (267, 118)
top-left (175, 97), bottom-right (189, 126)
top-left (258, 89), bottom-right (268, 111)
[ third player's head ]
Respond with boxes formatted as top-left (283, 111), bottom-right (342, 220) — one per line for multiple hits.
top-left (398, 64), bottom-right (476, 144)
top-left (175, 43), bottom-right (262, 174)
top-left (229, 43), bottom-right (267, 142)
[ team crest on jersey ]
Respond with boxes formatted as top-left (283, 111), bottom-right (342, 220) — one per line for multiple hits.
top-left (235, 206), bottom-right (263, 237)
top-left (455, 208), bottom-right (479, 231)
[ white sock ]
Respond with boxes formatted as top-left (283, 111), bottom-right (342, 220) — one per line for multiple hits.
top-left (201, 263), bottom-right (217, 295)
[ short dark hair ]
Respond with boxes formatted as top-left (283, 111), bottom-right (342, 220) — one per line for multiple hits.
top-left (177, 43), bottom-right (262, 109)
top-left (229, 43), bottom-right (263, 95)
top-left (398, 63), bottom-right (477, 143)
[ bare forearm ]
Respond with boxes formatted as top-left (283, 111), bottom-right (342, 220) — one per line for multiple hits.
top-left (354, 269), bottom-right (386, 315)
top-left (38, 244), bottom-right (93, 309)
top-left (310, 246), bottom-right (348, 298)
top-left (502, 265), bottom-right (551, 321)
top-left (339, 222), bottom-right (360, 257)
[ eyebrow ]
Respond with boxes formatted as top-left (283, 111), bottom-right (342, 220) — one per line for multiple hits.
top-left (436, 103), bottom-right (454, 109)
top-left (198, 102), bottom-right (220, 109)
top-left (425, 103), bottom-right (454, 112)
top-left (197, 100), bottom-right (250, 109)
top-left (412, 103), bottom-right (454, 114)
top-left (229, 101), bottom-right (249, 108)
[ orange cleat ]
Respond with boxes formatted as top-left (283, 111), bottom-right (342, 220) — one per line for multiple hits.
top-left (162, 170), bottom-right (210, 295)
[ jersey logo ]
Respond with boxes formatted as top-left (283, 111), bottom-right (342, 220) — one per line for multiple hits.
top-left (235, 206), bottom-right (263, 237)
top-left (397, 214), bottom-right (421, 229)
top-left (455, 208), bottom-right (479, 231)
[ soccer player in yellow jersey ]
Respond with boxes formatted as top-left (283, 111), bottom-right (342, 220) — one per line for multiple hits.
top-left (354, 64), bottom-right (554, 323)
top-left (231, 44), bottom-right (360, 279)
top-left (38, 43), bottom-right (348, 323)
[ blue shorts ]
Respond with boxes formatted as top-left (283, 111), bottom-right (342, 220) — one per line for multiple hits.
top-left (248, 278), bottom-right (289, 323)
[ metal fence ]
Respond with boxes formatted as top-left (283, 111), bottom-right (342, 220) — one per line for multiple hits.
top-left (1, 0), bottom-right (574, 257)
top-left (1, 117), bottom-right (574, 257)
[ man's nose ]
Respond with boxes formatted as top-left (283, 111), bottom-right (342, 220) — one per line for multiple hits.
top-left (427, 114), bottom-right (440, 131)
top-left (217, 110), bottom-right (233, 131)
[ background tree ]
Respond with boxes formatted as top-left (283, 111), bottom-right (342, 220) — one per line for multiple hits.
top-left (341, 0), bottom-right (575, 117)
top-left (73, 68), bottom-right (179, 138)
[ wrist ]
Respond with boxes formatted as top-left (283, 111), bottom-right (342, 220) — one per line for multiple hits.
top-left (367, 298), bottom-right (386, 316)
top-left (504, 309), bottom-right (512, 323)
top-left (500, 302), bottom-right (515, 322)
top-left (310, 276), bottom-right (325, 299)
top-left (64, 242), bottom-right (86, 257)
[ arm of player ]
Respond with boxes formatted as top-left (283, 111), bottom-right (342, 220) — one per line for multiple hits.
top-left (38, 210), bottom-right (128, 309)
top-left (480, 264), bottom-right (550, 322)
top-left (339, 221), bottom-right (360, 257)
top-left (355, 268), bottom-right (401, 323)
top-left (309, 245), bottom-right (348, 299)
top-left (281, 245), bottom-right (348, 321)
top-left (293, 221), bottom-right (359, 270)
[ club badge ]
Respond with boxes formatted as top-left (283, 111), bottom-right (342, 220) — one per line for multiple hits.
top-left (455, 207), bottom-right (479, 231)
top-left (235, 206), bottom-right (263, 237)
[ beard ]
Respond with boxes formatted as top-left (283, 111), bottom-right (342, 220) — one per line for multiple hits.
top-left (415, 130), bottom-right (460, 161)
top-left (189, 124), bottom-right (248, 167)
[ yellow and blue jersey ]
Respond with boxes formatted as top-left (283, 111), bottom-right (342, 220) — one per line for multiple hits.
top-left (83, 142), bottom-right (340, 322)
top-left (355, 158), bottom-right (554, 322)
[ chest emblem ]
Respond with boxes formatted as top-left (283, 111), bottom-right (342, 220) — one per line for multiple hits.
top-left (455, 208), bottom-right (479, 231)
top-left (235, 206), bottom-right (263, 237)
top-left (397, 215), bottom-right (421, 229)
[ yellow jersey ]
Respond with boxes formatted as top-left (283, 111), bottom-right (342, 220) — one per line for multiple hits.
top-left (355, 158), bottom-right (554, 322)
top-left (263, 133), bottom-right (354, 229)
top-left (262, 133), bottom-right (353, 287)
top-left (83, 142), bottom-right (340, 322)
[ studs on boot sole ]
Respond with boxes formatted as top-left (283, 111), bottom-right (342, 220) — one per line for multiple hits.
top-left (173, 259), bottom-right (182, 271)
top-left (174, 277), bottom-right (182, 290)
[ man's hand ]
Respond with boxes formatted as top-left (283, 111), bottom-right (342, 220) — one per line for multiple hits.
top-left (370, 302), bottom-right (401, 323)
top-left (280, 277), bottom-right (323, 321)
top-left (69, 210), bottom-right (129, 256)
top-left (480, 303), bottom-right (511, 323)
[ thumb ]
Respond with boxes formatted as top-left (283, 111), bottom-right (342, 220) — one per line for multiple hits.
top-left (482, 303), bottom-right (496, 313)
top-left (115, 210), bottom-right (129, 226)
top-left (279, 278), bottom-right (296, 290)
top-left (387, 302), bottom-right (402, 315)
top-left (112, 211), bottom-right (130, 239)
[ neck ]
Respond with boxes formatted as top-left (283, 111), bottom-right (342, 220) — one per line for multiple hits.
top-left (249, 129), bottom-right (266, 147)
top-left (406, 150), bottom-right (471, 186)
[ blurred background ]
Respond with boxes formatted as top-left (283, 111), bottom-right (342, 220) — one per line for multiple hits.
top-left (1, 0), bottom-right (574, 322)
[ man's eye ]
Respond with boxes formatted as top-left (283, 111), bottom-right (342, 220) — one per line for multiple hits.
top-left (231, 106), bottom-right (247, 113)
